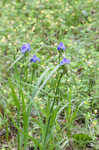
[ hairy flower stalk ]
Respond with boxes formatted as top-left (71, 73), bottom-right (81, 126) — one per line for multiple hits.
top-left (30, 55), bottom-right (40, 82)
top-left (57, 42), bottom-right (66, 64)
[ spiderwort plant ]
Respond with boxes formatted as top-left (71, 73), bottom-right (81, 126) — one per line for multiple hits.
top-left (12, 43), bottom-right (31, 150)
top-left (43, 54), bottom-right (70, 150)
top-left (9, 45), bottom-right (41, 150)
top-left (20, 43), bottom-right (31, 81)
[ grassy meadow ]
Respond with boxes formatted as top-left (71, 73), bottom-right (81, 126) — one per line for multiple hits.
top-left (0, 0), bottom-right (99, 149)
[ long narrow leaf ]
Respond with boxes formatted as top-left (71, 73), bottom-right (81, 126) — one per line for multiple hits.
top-left (27, 65), bottom-right (60, 116)
top-left (7, 55), bottom-right (23, 71)
top-left (9, 81), bottom-right (20, 111)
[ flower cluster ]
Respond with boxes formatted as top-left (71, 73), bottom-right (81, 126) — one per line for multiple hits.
top-left (60, 58), bottom-right (70, 65)
top-left (21, 43), bottom-right (31, 53)
top-left (57, 42), bottom-right (66, 51)
top-left (30, 55), bottom-right (40, 63)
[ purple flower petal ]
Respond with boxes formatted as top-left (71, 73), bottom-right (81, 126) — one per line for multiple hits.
top-left (60, 58), bottom-right (70, 65)
top-left (57, 42), bottom-right (66, 51)
top-left (30, 55), bottom-right (40, 63)
top-left (21, 43), bottom-right (31, 53)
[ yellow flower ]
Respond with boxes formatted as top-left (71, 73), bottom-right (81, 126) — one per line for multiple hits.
top-left (84, 101), bottom-right (88, 105)
top-left (94, 109), bottom-right (98, 114)
top-left (92, 120), bottom-right (97, 127)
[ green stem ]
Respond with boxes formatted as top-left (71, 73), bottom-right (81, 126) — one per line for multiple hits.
top-left (58, 51), bottom-right (61, 64)
top-left (43, 72), bottom-right (63, 149)
top-left (17, 111), bottom-right (21, 150)
top-left (31, 66), bottom-right (34, 83)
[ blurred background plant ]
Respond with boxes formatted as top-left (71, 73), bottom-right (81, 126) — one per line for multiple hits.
top-left (0, 0), bottom-right (99, 149)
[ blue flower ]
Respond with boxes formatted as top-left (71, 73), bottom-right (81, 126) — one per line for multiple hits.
top-left (30, 55), bottom-right (40, 63)
top-left (21, 43), bottom-right (31, 53)
top-left (60, 58), bottom-right (70, 65)
top-left (57, 42), bottom-right (66, 51)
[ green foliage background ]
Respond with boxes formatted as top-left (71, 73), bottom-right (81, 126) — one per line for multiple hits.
top-left (0, 0), bottom-right (99, 149)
